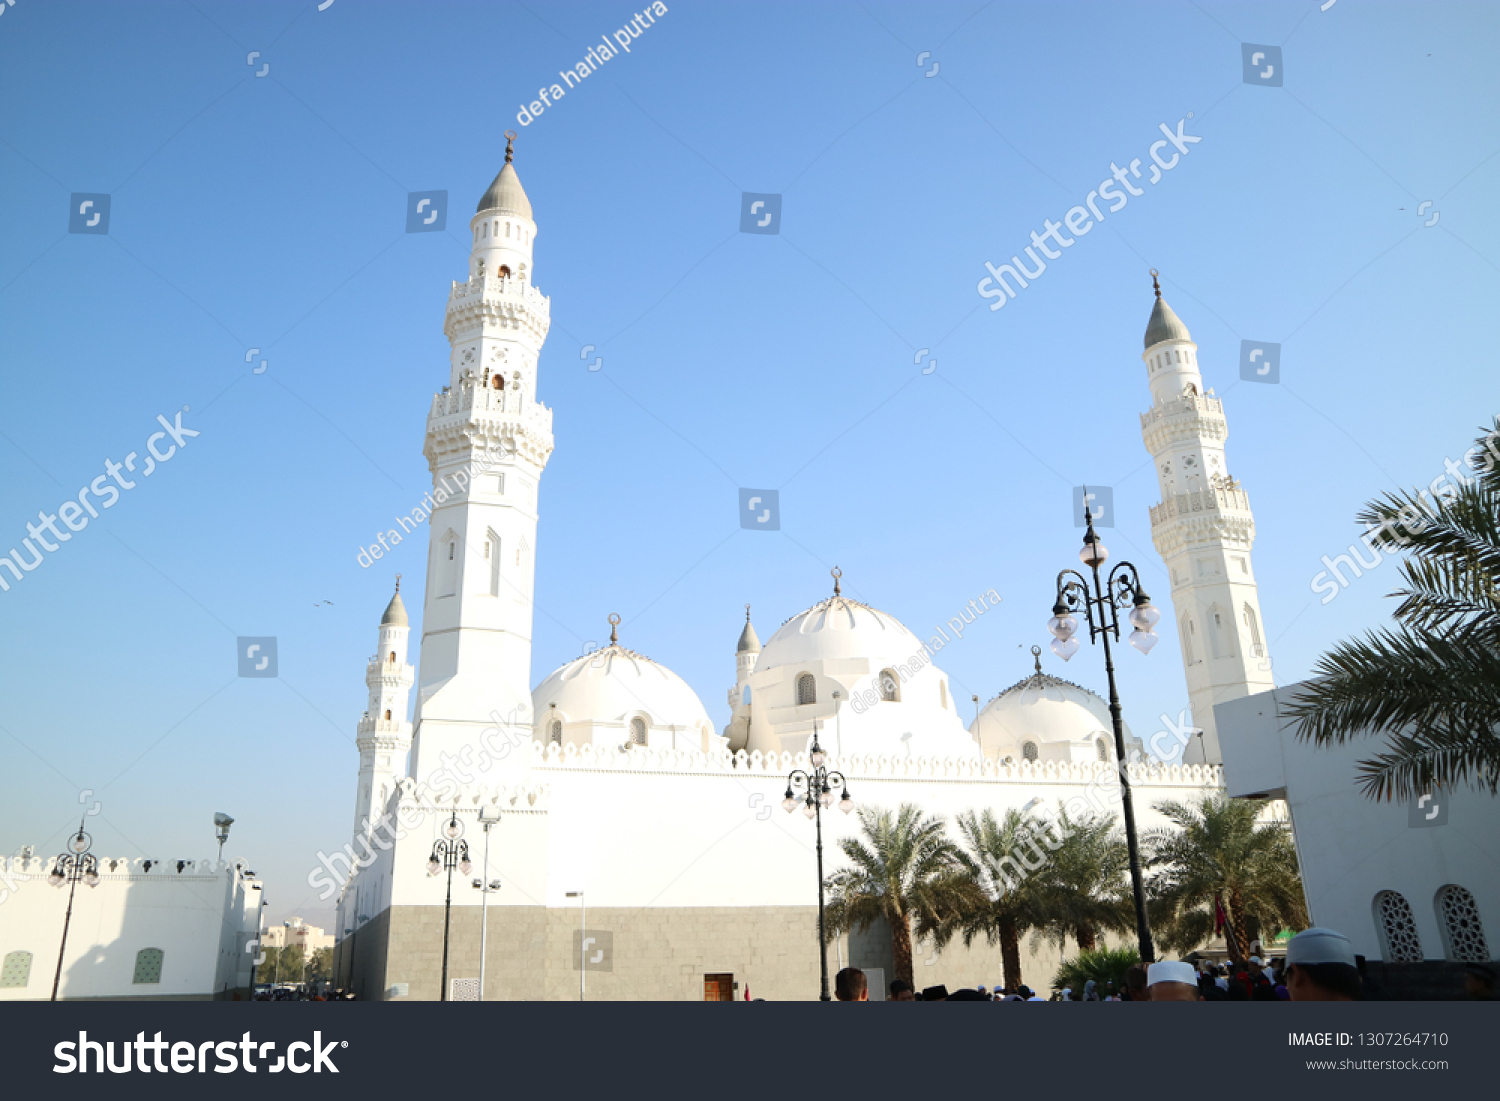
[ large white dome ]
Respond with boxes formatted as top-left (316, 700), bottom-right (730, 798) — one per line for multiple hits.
top-left (970, 651), bottom-right (1141, 765)
top-left (533, 636), bottom-right (717, 752)
top-left (744, 588), bottom-right (980, 761)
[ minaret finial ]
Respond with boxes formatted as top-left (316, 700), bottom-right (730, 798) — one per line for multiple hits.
top-left (831, 566), bottom-right (842, 596)
top-left (1031, 644), bottom-right (1042, 674)
top-left (1150, 268), bottom-right (1161, 298)
top-left (608, 612), bottom-right (620, 644)
top-left (394, 573), bottom-right (401, 593)
top-left (745, 603), bottom-right (752, 622)
top-left (504, 130), bottom-right (517, 164)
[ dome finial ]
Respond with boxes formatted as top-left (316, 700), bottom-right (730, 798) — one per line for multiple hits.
top-left (745, 603), bottom-right (752, 622)
top-left (394, 573), bottom-right (401, 593)
top-left (1031, 644), bottom-right (1042, 674)
top-left (608, 612), bottom-right (620, 644)
top-left (831, 566), bottom-right (842, 596)
top-left (1150, 268), bottom-right (1161, 299)
top-left (504, 130), bottom-right (517, 164)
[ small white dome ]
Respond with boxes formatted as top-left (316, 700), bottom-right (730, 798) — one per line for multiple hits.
top-left (971, 654), bottom-right (1140, 765)
top-left (533, 641), bottom-right (716, 751)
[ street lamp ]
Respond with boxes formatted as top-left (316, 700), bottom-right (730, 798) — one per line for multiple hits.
top-left (565, 891), bottom-right (586, 1001)
top-left (48, 818), bottom-right (101, 1001)
top-left (1047, 506), bottom-right (1160, 963)
top-left (426, 811), bottom-right (471, 1002)
top-left (213, 812), bottom-right (234, 861)
top-left (783, 722), bottom-right (854, 1001)
top-left (473, 807), bottom-right (502, 1002)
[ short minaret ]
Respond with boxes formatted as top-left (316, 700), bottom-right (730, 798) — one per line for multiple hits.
top-left (1139, 272), bottom-right (1274, 764)
top-left (724, 605), bottom-right (760, 751)
top-left (409, 134), bottom-right (554, 781)
top-left (354, 578), bottom-right (415, 840)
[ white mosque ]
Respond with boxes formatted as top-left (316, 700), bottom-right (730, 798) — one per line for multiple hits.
top-left (330, 141), bottom-right (1275, 1001)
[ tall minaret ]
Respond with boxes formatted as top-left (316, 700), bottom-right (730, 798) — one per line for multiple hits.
top-left (1139, 272), bottom-right (1273, 764)
top-left (354, 578), bottom-right (415, 839)
top-left (408, 134), bottom-right (554, 781)
top-left (724, 606), bottom-right (759, 751)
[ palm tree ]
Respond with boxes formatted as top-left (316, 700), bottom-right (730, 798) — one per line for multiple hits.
top-left (1283, 417), bottom-right (1500, 799)
top-left (1143, 794), bottom-right (1308, 963)
top-left (930, 808), bottom-right (1050, 993)
top-left (1052, 946), bottom-right (1140, 998)
top-left (1030, 809), bottom-right (1132, 952)
top-left (822, 803), bottom-right (970, 988)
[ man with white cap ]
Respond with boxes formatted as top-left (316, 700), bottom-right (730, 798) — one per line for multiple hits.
top-left (1145, 960), bottom-right (1201, 1001)
top-left (1285, 928), bottom-right (1361, 1002)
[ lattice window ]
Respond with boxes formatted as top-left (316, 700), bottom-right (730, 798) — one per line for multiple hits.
top-left (550, 720), bottom-right (562, 745)
top-left (879, 670), bottom-right (899, 702)
top-left (796, 673), bottom-right (816, 706)
top-left (1022, 741), bottom-right (1039, 762)
top-left (1096, 738), bottom-right (1109, 762)
top-left (1373, 890), bottom-right (1424, 962)
top-left (133, 948), bottom-right (164, 985)
top-left (1436, 885), bottom-right (1490, 962)
top-left (0, 950), bottom-right (32, 988)
top-left (629, 717), bottom-right (647, 746)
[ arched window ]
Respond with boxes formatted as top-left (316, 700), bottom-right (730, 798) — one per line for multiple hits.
top-left (550, 720), bottom-right (562, 745)
top-left (486, 530), bottom-right (501, 596)
top-left (505, 222), bottom-right (511, 238)
top-left (1243, 603), bottom-right (1263, 657)
top-left (0, 950), bottom-right (32, 989)
top-left (1181, 615), bottom-right (1196, 665)
top-left (1022, 741), bottom-right (1039, 762)
top-left (133, 948), bottom-right (165, 985)
top-left (1373, 891), bottom-right (1424, 962)
top-left (1096, 738), bottom-right (1109, 762)
top-left (796, 673), bottom-right (816, 706)
top-left (437, 533), bottom-right (458, 597)
top-left (384, 709), bottom-right (391, 721)
top-left (1435, 885), bottom-right (1490, 962)
top-left (388, 651), bottom-right (396, 664)
top-left (879, 669), bottom-right (899, 702)
top-left (499, 264), bottom-right (512, 279)
top-left (629, 717), bottom-right (647, 746)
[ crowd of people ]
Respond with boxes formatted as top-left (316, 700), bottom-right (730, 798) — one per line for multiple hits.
top-left (832, 927), bottom-right (1498, 1002)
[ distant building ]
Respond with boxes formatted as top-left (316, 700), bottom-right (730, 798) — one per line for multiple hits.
top-left (260, 916), bottom-right (334, 959)
top-left (0, 848), bottom-right (262, 1001)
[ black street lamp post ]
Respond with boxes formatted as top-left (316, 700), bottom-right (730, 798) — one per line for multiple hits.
top-left (48, 818), bottom-right (101, 1001)
top-left (1048, 509), bottom-right (1162, 964)
top-left (782, 723), bottom-right (854, 1001)
top-left (425, 812), bottom-right (471, 1002)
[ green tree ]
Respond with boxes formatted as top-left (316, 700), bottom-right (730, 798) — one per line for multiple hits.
top-left (306, 947), bottom-right (334, 988)
top-left (931, 808), bottom-right (1051, 994)
top-left (1143, 794), bottom-right (1308, 964)
top-left (822, 803), bottom-right (971, 988)
top-left (1284, 417), bottom-right (1500, 799)
top-left (1052, 946), bottom-right (1141, 997)
top-left (1031, 809), bottom-right (1132, 952)
top-left (276, 946), bottom-right (306, 985)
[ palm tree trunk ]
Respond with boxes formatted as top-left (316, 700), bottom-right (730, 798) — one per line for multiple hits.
top-left (1075, 926), bottom-right (1097, 952)
top-left (1000, 920), bottom-right (1023, 993)
top-left (1228, 887), bottom-right (1251, 966)
top-left (892, 914), bottom-right (915, 987)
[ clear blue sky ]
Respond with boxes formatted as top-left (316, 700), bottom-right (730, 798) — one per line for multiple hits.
top-left (2, 0), bottom-right (1496, 930)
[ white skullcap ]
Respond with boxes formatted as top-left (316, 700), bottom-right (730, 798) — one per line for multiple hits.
top-left (1286, 928), bottom-right (1356, 968)
top-left (1147, 961), bottom-right (1197, 986)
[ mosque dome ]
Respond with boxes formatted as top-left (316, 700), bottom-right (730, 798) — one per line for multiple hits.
top-left (971, 648), bottom-right (1141, 765)
top-left (744, 572), bottom-right (980, 762)
top-left (533, 619), bottom-right (716, 752)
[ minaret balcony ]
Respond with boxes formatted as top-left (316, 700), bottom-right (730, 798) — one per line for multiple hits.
top-left (428, 383), bottom-right (554, 437)
top-left (356, 717), bottom-right (412, 741)
top-left (365, 660), bottom-right (415, 688)
top-left (444, 275), bottom-right (550, 337)
top-left (1140, 394), bottom-right (1227, 450)
top-left (1149, 483), bottom-right (1252, 526)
